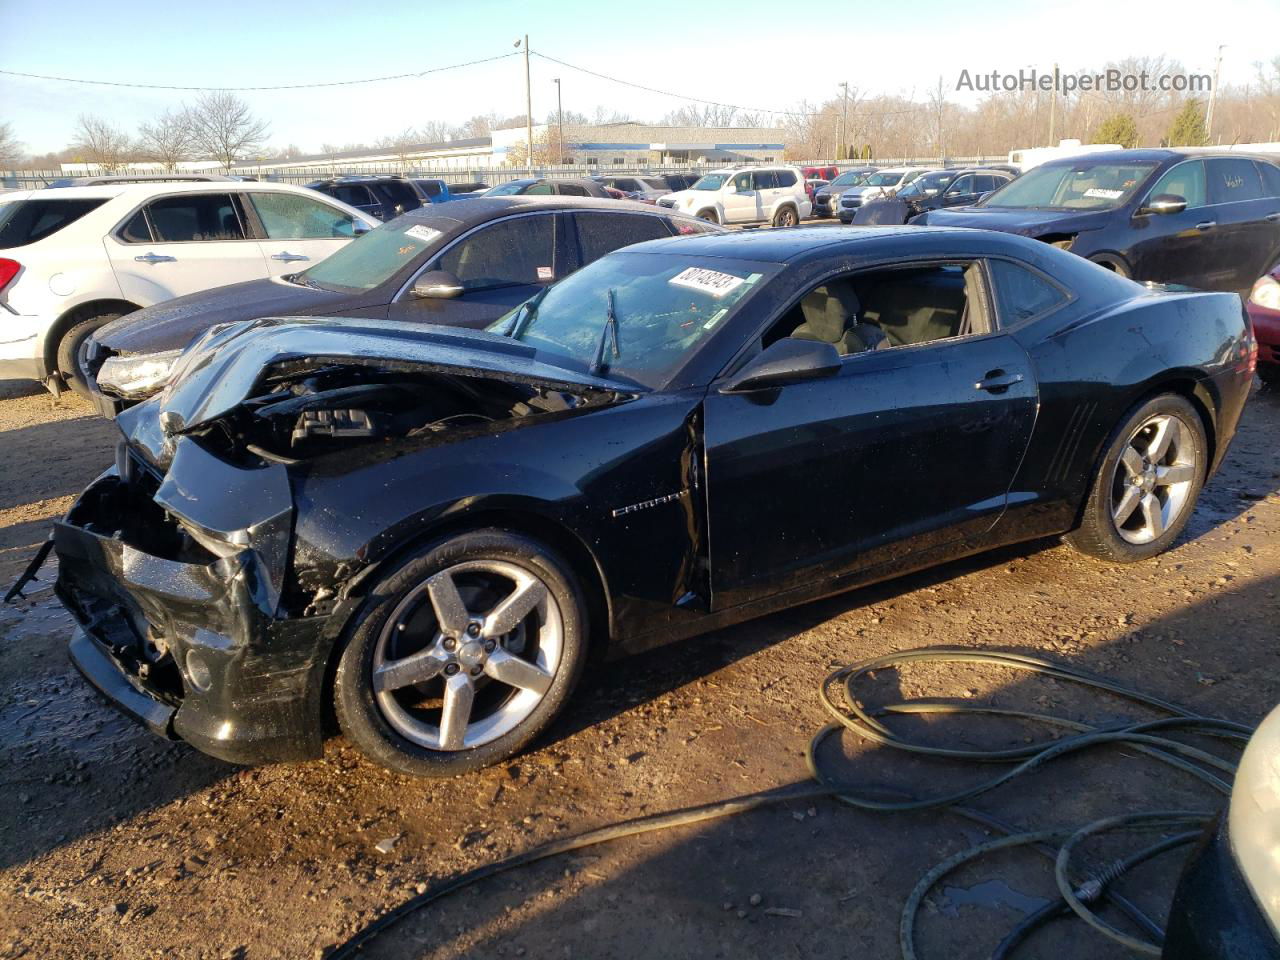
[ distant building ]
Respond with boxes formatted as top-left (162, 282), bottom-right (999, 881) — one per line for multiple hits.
top-left (215, 123), bottom-right (789, 176)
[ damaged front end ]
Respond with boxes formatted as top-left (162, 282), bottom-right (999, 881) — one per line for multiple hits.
top-left (50, 316), bottom-right (632, 764)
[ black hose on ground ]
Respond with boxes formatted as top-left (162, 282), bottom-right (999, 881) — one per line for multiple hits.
top-left (328, 648), bottom-right (1250, 959)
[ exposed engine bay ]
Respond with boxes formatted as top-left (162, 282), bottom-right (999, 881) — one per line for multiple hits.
top-left (185, 358), bottom-right (620, 462)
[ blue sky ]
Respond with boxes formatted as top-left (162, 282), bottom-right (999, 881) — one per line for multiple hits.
top-left (0, 0), bottom-right (1274, 155)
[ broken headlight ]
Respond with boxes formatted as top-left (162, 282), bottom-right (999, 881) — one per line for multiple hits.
top-left (1229, 703), bottom-right (1280, 937)
top-left (96, 349), bottom-right (182, 399)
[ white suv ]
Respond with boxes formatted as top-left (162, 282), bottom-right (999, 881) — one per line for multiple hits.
top-left (659, 166), bottom-right (811, 226)
top-left (0, 181), bottom-right (376, 393)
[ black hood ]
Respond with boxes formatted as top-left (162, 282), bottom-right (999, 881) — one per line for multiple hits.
top-left (852, 197), bottom-right (912, 226)
top-left (95, 278), bottom-right (354, 354)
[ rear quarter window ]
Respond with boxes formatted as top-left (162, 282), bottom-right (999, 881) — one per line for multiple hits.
top-left (0, 198), bottom-right (108, 249)
top-left (775, 170), bottom-right (798, 187)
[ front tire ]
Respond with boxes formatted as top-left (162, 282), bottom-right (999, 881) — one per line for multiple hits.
top-left (56, 313), bottom-right (120, 396)
top-left (1065, 394), bottom-right (1207, 563)
top-left (334, 529), bottom-right (588, 777)
top-left (696, 208), bottom-right (720, 225)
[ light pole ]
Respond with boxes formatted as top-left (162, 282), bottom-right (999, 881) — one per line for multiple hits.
top-left (515, 36), bottom-right (533, 170)
top-left (838, 81), bottom-right (849, 162)
top-left (1205, 44), bottom-right (1225, 143)
top-left (554, 77), bottom-right (564, 165)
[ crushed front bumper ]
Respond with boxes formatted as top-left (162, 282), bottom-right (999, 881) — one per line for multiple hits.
top-left (53, 445), bottom-right (333, 765)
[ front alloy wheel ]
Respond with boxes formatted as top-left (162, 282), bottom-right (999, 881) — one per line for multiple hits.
top-left (335, 530), bottom-right (587, 776)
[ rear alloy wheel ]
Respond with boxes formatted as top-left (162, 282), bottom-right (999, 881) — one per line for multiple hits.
top-left (1066, 394), bottom-right (1206, 562)
top-left (771, 205), bottom-right (799, 228)
top-left (335, 530), bottom-right (587, 776)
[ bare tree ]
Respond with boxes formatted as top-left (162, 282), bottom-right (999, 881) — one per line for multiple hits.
top-left (375, 126), bottom-right (422, 168)
top-left (187, 92), bottom-right (269, 169)
top-left (661, 103), bottom-right (740, 127)
top-left (70, 114), bottom-right (133, 170)
top-left (136, 109), bottom-right (195, 171)
top-left (0, 121), bottom-right (20, 167)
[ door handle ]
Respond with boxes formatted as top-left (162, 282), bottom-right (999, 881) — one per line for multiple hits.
top-left (270, 252), bottom-right (310, 262)
top-left (134, 253), bottom-right (176, 264)
top-left (1194, 220), bottom-right (1216, 231)
top-left (975, 370), bottom-right (1024, 393)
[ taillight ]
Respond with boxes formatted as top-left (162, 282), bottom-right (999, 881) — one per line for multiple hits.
top-left (1239, 308), bottom-right (1258, 375)
top-left (0, 258), bottom-right (19, 293)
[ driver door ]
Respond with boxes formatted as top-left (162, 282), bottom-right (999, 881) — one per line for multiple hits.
top-left (723, 172), bottom-right (756, 223)
top-left (701, 260), bottom-right (1039, 610)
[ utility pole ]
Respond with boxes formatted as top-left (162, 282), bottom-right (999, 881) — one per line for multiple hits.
top-left (838, 82), bottom-right (849, 162)
top-left (1205, 44), bottom-right (1225, 143)
top-left (554, 77), bottom-right (564, 165)
top-left (1048, 63), bottom-right (1059, 145)
top-left (522, 35), bottom-right (533, 170)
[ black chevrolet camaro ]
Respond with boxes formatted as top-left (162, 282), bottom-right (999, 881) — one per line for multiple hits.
top-left (38, 226), bottom-right (1255, 776)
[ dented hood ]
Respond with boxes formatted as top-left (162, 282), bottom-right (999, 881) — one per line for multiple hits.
top-left (146, 316), bottom-right (637, 434)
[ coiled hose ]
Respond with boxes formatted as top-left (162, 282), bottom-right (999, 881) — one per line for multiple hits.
top-left (329, 648), bottom-right (1252, 959)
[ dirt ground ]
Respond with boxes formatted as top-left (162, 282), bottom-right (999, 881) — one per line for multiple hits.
top-left (1, 377), bottom-right (1278, 960)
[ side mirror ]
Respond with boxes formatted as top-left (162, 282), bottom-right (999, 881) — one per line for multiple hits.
top-left (353, 220), bottom-right (372, 235)
top-left (720, 338), bottom-right (842, 393)
top-left (725, 183), bottom-right (737, 194)
top-left (411, 270), bottom-right (464, 299)
top-left (1141, 193), bottom-right (1187, 216)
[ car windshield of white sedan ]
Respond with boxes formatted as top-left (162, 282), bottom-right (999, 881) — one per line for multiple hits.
top-left (897, 171), bottom-right (953, 198)
top-left (299, 220), bottom-right (445, 291)
top-left (829, 171), bottom-right (869, 187)
top-left (863, 171), bottom-right (905, 187)
top-left (982, 161), bottom-right (1157, 210)
top-left (490, 252), bottom-right (776, 388)
top-left (690, 174), bottom-right (729, 190)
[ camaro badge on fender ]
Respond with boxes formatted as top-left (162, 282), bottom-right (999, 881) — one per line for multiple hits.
top-left (611, 489), bottom-right (692, 518)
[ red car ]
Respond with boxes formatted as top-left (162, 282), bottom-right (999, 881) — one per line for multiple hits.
top-left (802, 165), bottom-right (839, 182)
top-left (1248, 267), bottom-right (1280, 384)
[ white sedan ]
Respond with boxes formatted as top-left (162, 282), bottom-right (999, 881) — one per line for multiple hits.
top-left (0, 180), bottom-right (375, 393)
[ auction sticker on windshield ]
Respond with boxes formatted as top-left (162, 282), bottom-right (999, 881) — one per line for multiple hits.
top-left (405, 224), bottom-right (443, 244)
top-left (1083, 188), bottom-right (1124, 200)
top-left (669, 266), bottom-right (746, 297)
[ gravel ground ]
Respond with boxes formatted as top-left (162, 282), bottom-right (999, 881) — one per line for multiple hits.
top-left (1, 377), bottom-right (1277, 960)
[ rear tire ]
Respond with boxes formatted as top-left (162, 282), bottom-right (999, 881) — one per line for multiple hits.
top-left (1065, 393), bottom-right (1207, 563)
top-left (334, 529), bottom-right (588, 777)
top-left (1257, 366), bottom-right (1279, 386)
top-left (56, 313), bottom-right (120, 397)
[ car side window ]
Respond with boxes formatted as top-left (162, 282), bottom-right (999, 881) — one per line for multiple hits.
top-left (763, 261), bottom-right (991, 356)
top-left (988, 259), bottom-right (1069, 324)
top-left (573, 212), bottom-right (672, 264)
top-left (118, 209), bottom-right (153, 243)
top-left (1206, 158), bottom-right (1264, 204)
top-left (752, 171), bottom-right (779, 190)
top-left (1146, 161), bottom-right (1206, 208)
top-left (249, 192), bottom-right (356, 239)
top-left (557, 183), bottom-right (588, 197)
top-left (436, 215), bottom-right (556, 291)
top-left (144, 193), bottom-right (245, 242)
top-left (946, 175), bottom-right (976, 195)
top-left (378, 180), bottom-right (419, 211)
top-left (775, 170), bottom-right (798, 187)
top-left (333, 184), bottom-right (375, 208)
top-left (733, 173), bottom-right (752, 192)
top-left (1257, 162), bottom-right (1280, 198)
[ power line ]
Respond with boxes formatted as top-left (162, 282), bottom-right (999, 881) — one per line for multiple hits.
top-left (0, 52), bottom-right (520, 92)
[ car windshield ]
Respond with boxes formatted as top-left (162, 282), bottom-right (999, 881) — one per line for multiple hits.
top-left (487, 251), bottom-right (776, 389)
top-left (863, 171), bottom-right (905, 187)
top-left (690, 174), bottom-right (729, 191)
top-left (300, 219), bottom-right (446, 291)
top-left (830, 171), bottom-right (870, 187)
top-left (980, 161), bottom-right (1157, 210)
top-left (485, 181), bottom-right (531, 196)
top-left (897, 171), bottom-right (952, 198)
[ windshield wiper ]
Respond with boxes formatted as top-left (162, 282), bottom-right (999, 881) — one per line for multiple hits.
top-left (504, 286), bottom-right (550, 339)
top-left (588, 288), bottom-right (621, 377)
top-left (284, 272), bottom-right (319, 289)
